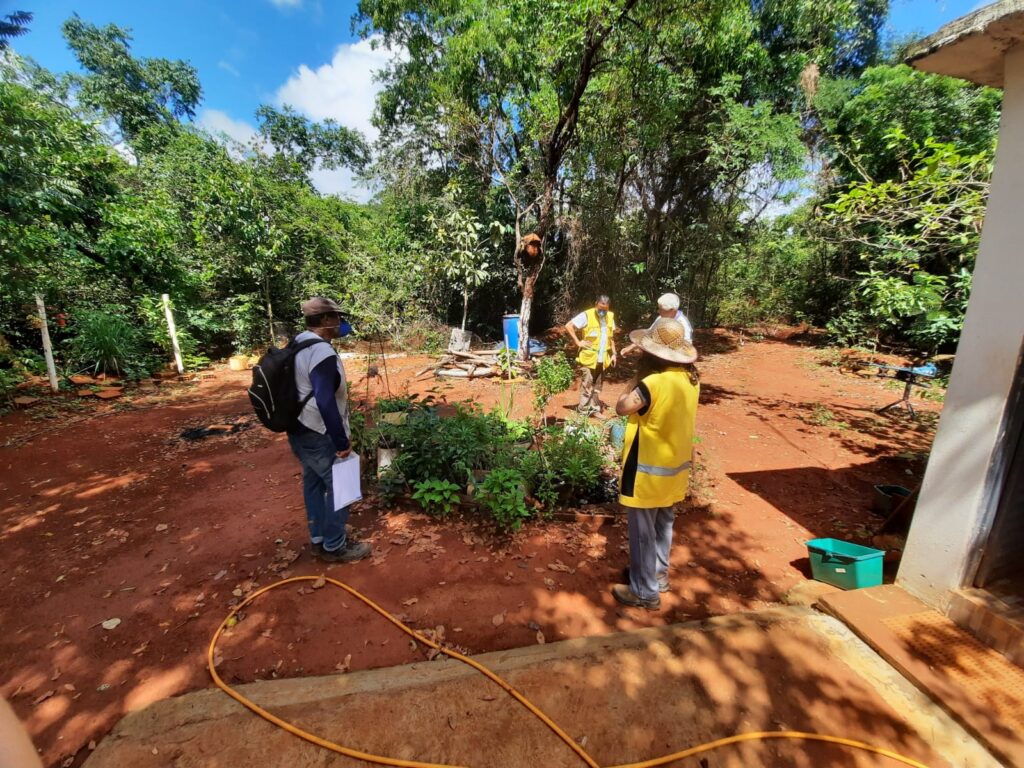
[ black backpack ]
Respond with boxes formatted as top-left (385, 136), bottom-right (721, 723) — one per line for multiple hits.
top-left (248, 336), bottom-right (330, 432)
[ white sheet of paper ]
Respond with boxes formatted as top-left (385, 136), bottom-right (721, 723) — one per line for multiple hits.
top-left (332, 453), bottom-right (362, 510)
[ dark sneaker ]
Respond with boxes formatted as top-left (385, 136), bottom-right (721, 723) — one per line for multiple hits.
top-left (611, 584), bottom-right (661, 610)
top-left (317, 541), bottom-right (371, 563)
top-left (625, 568), bottom-right (670, 593)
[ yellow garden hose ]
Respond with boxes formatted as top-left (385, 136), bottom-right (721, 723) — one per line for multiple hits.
top-left (208, 575), bottom-right (931, 768)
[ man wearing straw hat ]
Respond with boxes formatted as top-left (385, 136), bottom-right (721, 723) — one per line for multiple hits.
top-left (612, 318), bottom-right (699, 610)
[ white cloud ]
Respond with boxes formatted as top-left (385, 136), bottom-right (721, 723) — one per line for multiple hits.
top-left (268, 0), bottom-right (302, 8)
top-left (309, 166), bottom-right (378, 203)
top-left (274, 36), bottom-right (398, 145)
top-left (217, 60), bottom-right (240, 78)
top-left (198, 108), bottom-right (257, 147)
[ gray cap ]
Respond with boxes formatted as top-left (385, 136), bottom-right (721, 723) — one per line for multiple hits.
top-left (300, 297), bottom-right (342, 316)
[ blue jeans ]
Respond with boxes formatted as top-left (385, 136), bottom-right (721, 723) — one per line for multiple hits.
top-left (287, 430), bottom-right (349, 552)
top-left (627, 506), bottom-right (675, 600)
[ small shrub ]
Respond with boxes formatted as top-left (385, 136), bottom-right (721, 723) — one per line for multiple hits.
top-left (412, 478), bottom-right (461, 517)
top-left (532, 352), bottom-right (574, 412)
top-left (0, 367), bottom-right (22, 405)
top-left (376, 468), bottom-right (407, 504)
top-left (478, 468), bottom-right (530, 531)
top-left (378, 396), bottom-right (414, 413)
top-left (394, 404), bottom-right (501, 486)
top-left (543, 426), bottom-right (604, 498)
top-left (66, 308), bottom-right (153, 377)
top-left (519, 422), bottom-right (605, 509)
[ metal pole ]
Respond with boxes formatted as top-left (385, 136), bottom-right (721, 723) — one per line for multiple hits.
top-left (34, 294), bottom-right (59, 393)
top-left (161, 293), bottom-right (185, 374)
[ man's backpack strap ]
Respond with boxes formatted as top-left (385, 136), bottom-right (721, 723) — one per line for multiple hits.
top-left (290, 336), bottom-right (332, 411)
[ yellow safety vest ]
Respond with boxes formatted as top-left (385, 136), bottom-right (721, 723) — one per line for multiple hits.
top-left (576, 308), bottom-right (615, 368)
top-left (618, 367), bottom-right (699, 509)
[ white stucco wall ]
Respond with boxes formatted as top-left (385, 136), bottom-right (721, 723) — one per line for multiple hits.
top-left (897, 43), bottom-right (1024, 608)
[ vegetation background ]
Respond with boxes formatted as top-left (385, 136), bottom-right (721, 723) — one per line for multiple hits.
top-left (0, 1), bottom-right (1001, 394)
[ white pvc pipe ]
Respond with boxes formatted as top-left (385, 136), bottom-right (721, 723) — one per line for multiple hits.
top-left (161, 294), bottom-right (184, 374)
top-left (34, 294), bottom-right (59, 393)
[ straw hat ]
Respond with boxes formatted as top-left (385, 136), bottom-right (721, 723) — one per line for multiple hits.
top-left (628, 319), bottom-right (697, 364)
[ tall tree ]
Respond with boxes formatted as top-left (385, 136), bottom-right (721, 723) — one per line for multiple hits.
top-left (358, 0), bottom-right (641, 357)
top-left (0, 10), bottom-right (32, 50)
top-left (61, 15), bottom-right (201, 152)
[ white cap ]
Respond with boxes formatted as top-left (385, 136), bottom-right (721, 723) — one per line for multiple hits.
top-left (657, 293), bottom-right (680, 311)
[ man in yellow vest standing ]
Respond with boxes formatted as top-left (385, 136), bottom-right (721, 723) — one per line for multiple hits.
top-left (565, 295), bottom-right (617, 416)
top-left (612, 318), bottom-right (699, 609)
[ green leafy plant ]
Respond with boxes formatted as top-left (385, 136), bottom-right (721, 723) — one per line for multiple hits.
top-left (412, 477), bottom-right (461, 517)
top-left (495, 348), bottom-right (517, 379)
top-left (66, 307), bottom-right (152, 377)
top-left (532, 352), bottom-right (574, 414)
top-left (378, 395), bottom-right (414, 413)
top-left (376, 468), bottom-right (407, 504)
top-left (542, 426), bottom-right (605, 498)
top-left (478, 468), bottom-right (530, 531)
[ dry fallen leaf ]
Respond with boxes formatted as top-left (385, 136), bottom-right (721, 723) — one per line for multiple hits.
top-left (155, 524), bottom-right (168, 532)
top-left (335, 653), bottom-right (352, 673)
top-left (100, 618), bottom-right (121, 631)
top-left (33, 690), bottom-right (55, 706)
top-left (536, 630), bottom-right (546, 645)
top-left (402, 597), bottom-right (418, 606)
top-left (547, 560), bottom-right (574, 573)
top-left (491, 612), bottom-right (505, 627)
top-left (311, 575), bottom-right (326, 589)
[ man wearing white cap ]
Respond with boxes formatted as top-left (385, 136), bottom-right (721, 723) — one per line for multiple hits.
top-left (620, 293), bottom-right (693, 357)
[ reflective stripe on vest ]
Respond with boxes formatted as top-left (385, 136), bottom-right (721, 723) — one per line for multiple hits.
top-left (636, 459), bottom-right (692, 477)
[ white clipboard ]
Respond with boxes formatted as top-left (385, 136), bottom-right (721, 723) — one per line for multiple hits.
top-left (332, 453), bottom-right (363, 510)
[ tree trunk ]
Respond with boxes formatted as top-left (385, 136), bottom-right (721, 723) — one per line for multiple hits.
top-left (461, 284), bottom-right (469, 331)
top-left (516, 183), bottom-right (555, 361)
top-left (264, 276), bottom-right (274, 346)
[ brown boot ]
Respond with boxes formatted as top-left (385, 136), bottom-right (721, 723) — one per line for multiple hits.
top-left (611, 584), bottom-right (661, 610)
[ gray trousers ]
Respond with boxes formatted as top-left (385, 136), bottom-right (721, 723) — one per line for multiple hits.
top-left (578, 364), bottom-right (605, 410)
top-left (628, 506), bottom-right (675, 600)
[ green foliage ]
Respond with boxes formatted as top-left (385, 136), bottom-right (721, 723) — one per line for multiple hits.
top-left (477, 468), bottom-right (530, 531)
top-left (61, 15), bottom-right (201, 151)
top-left (393, 404), bottom-right (506, 486)
top-left (66, 307), bottom-right (152, 377)
top-left (378, 396), bottom-right (414, 413)
top-left (376, 468), bottom-right (407, 504)
top-left (256, 105), bottom-right (369, 176)
top-left (532, 353), bottom-right (574, 412)
top-left (823, 138), bottom-right (988, 351)
top-left (0, 11), bottom-right (32, 50)
top-left (519, 423), bottom-right (605, 509)
top-left (814, 65), bottom-right (1001, 185)
top-left (411, 478), bottom-right (462, 518)
top-left (427, 185), bottom-right (505, 330)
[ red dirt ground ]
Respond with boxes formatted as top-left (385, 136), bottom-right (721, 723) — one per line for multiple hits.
top-left (0, 330), bottom-right (940, 767)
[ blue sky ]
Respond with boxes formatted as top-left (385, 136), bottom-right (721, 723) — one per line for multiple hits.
top-left (5, 0), bottom-right (992, 197)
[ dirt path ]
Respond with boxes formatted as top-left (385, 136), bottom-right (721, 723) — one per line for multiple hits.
top-left (0, 331), bottom-right (939, 767)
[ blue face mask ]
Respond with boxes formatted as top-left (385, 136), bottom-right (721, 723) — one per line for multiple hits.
top-left (597, 309), bottom-right (607, 317)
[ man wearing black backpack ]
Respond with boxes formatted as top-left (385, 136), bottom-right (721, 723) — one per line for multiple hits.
top-left (285, 297), bottom-right (370, 563)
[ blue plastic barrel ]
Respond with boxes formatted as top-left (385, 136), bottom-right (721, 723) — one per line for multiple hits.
top-left (502, 314), bottom-right (521, 352)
